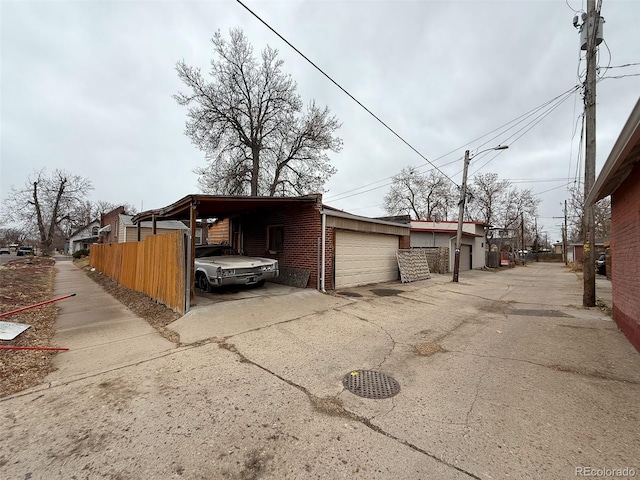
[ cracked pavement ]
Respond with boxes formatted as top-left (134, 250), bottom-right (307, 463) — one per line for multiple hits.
top-left (1, 263), bottom-right (639, 479)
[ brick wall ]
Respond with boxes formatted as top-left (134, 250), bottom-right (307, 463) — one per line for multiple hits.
top-left (240, 199), bottom-right (327, 289)
top-left (611, 161), bottom-right (640, 352)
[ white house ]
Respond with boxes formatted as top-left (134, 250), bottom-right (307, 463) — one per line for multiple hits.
top-left (410, 220), bottom-right (488, 271)
top-left (68, 219), bottom-right (101, 254)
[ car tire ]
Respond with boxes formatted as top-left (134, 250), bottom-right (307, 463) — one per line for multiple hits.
top-left (198, 274), bottom-right (212, 293)
top-left (255, 280), bottom-right (266, 288)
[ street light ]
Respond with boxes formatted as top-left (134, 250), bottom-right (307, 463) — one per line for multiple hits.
top-left (452, 145), bottom-right (509, 282)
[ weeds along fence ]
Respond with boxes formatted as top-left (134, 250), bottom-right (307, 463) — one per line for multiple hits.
top-left (89, 232), bottom-right (187, 314)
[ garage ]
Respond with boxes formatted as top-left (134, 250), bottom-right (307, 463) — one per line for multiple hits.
top-left (334, 230), bottom-right (400, 288)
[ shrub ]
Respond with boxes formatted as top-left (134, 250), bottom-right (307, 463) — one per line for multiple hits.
top-left (72, 249), bottom-right (90, 259)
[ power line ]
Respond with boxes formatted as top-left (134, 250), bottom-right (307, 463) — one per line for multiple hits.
top-left (606, 62), bottom-right (640, 68)
top-left (327, 85), bottom-right (581, 202)
top-left (234, 0), bottom-right (458, 187)
top-left (469, 87), bottom-right (579, 176)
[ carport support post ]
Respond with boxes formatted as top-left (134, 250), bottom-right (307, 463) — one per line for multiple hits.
top-left (453, 149), bottom-right (470, 283)
top-left (190, 203), bottom-right (197, 305)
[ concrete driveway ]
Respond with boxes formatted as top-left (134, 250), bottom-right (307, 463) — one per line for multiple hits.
top-left (2, 263), bottom-right (638, 479)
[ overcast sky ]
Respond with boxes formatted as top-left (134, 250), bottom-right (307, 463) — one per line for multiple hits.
top-left (2, 0), bottom-right (639, 242)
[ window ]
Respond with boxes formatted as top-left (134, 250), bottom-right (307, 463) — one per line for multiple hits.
top-left (91, 226), bottom-right (99, 236)
top-left (195, 229), bottom-right (203, 246)
top-left (267, 226), bottom-right (284, 253)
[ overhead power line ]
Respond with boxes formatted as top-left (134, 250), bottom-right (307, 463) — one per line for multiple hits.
top-left (234, 0), bottom-right (457, 187)
top-left (326, 85), bottom-right (580, 203)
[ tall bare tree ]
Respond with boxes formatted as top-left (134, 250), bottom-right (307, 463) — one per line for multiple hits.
top-left (175, 28), bottom-right (342, 196)
top-left (567, 186), bottom-right (610, 242)
top-left (467, 173), bottom-right (539, 249)
top-left (2, 169), bottom-right (93, 255)
top-left (383, 167), bottom-right (455, 220)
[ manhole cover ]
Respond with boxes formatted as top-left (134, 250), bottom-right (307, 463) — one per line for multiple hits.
top-left (342, 370), bottom-right (400, 399)
top-left (370, 288), bottom-right (402, 297)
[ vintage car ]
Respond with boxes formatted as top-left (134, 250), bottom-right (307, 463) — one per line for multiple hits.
top-left (194, 245), bottom-right (279, 291)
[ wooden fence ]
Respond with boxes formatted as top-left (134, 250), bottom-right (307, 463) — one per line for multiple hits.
top-left (89, 232), bottom-right (187, 314)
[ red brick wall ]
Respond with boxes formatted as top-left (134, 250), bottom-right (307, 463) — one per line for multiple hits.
top-left (611, 161), bottom-right (640, 352)
top-left (240, 199), bottom-right (330, 289)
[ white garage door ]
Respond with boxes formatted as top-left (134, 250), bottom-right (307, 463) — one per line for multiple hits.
top-left (335, 231), bottom-right (399, 288)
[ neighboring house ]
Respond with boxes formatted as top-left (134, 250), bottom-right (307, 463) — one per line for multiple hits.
top-left (131, 194), bottom-right (411, 291)
top-left (567, 241), bottom-right (606, 263)
top-left (98, 206), bottom-right (188, 244)
top-left (181, 220), bottom-right (209, 245)
top-left (586, 97), bottom-right (640, 352)
top-left (68, 219), bottom-right (100, 254)
top-left (410, 220), bottom-right (488, 271)
top-left (117, 214), bottom-right (188, 242)
top-left (208, 218), bottom-right (230, 244)
top-left (99, 206), bottom-right (125, 244)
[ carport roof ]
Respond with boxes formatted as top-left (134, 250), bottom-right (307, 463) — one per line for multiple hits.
top-left (131, 194), bottom-right (321, 223)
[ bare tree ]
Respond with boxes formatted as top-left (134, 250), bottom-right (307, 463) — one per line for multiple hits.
top-left (175, 28), bottom-right (342, 196)
top-left (567, 186), bottom-right (610, 242)
top-left (383, 167), bottom-right (455, 220)
top-left (2, 169), bottom-right (93, 255)
top-left (467, 173), bottom-right (539, 249)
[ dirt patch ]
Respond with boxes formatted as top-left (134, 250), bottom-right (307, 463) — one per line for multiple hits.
top-left (81, 263), bottom-right (181, 344)
top-left (413, 342), bottom-right (447, 356)
top-left (0, 257), bottom-right (57, 397)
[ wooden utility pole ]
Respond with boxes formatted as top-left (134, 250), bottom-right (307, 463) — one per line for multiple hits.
top-left (564, 200), bottom-right (568, 265)
top-left (583, 0), bottom-right (597, 306)
top-left (521, 212), bottom-right (526, 265)
top-left (453, 149), bottom-right (470, 283)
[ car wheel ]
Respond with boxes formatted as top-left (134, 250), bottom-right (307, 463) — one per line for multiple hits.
top-left (198, 274), bottom-right (212, 293)
top-left (255, 280), bottom-right (266, 288)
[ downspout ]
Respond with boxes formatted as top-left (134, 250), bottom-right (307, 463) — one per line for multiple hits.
top-left (321, 211), bottom-right (326, 292)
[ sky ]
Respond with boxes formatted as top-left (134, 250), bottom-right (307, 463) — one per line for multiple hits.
top-left (1, 0), bottom-right (639, 243)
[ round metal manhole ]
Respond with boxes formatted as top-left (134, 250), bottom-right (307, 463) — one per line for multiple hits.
top-left (342, 370), bottom-right (400, 399)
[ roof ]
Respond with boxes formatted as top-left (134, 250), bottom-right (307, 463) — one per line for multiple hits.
top-left (586, 97), bottom-right (640, 205)
top-left (321, 208), bottom-right (410, 229)
top-left (70, 219), bottom-right (100, 238)
top-left (120, 214), bottom-right (188, 230)
top-left (132, 194), bottom-right (321, 223)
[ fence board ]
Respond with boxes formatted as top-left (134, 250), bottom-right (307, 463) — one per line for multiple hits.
top-left (89, 232), bottom-right (186, 314)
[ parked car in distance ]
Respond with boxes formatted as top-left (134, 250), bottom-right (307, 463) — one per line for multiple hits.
top-left (194, 245), bottom-right (279, 291)
top-left (596, 253), bottom-right (606, 275)
top-left (0, 247), bottom-right (10, 255)
top-left (16, 246), bottom-right (34, 256)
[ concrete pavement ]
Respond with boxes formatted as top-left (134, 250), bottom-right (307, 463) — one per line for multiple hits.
top-left (2, 262), bottom-right (638, 479)
top-left (46, 258), bottom-right (175, 382)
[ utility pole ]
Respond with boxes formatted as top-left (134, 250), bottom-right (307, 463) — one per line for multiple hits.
top-left (564, 200), bottom-right (568, 265)
top-left (521, 212), bottom-right (525, 265)
top-left (453, 149), bottom-right (470, 283)
top-left (582, 0), bottom-right (598, 306)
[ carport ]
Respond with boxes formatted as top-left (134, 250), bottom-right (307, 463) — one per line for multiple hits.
top-left (131, 194), bottom-right (322, 309)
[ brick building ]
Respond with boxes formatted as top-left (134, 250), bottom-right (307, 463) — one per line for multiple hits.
top-left (132, 194), bottom-right (410, 291)
top-left (586, 97), bottom-right (640, 352)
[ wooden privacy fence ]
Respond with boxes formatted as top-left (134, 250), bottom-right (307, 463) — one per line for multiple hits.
top-left (89, 232), bottom-right (187, 314)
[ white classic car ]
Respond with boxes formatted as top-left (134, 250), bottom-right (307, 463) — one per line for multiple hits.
top-left (194, 245), bottom-right (279, 291)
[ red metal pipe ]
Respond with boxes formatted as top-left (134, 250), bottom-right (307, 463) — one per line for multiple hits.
top-left (0, 346), bottom-right (69, 351)
top-left (0, 293), bottom-right (76, 319)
